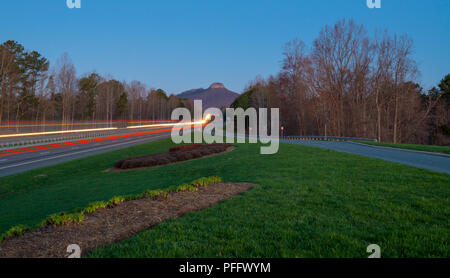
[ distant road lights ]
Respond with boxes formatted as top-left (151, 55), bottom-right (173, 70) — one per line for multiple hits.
top-left (127, 120), bottom-right (207, 130)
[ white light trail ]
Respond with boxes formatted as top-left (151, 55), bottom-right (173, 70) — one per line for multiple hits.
top-left (126, 120), bottom-right (207, 129)
top-left (0, 127), bottom-right (118, 139)
top-left (0, 119), bottom-right (208, 139)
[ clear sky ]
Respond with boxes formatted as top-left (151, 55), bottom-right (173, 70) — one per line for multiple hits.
top-left (1, 0), bottom-right (449, 94)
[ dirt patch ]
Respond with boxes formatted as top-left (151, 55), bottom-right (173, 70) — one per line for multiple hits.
top-left (108, 145), bottom-right (235, 172)
top-left (0, 182), bottom-right (257, 258)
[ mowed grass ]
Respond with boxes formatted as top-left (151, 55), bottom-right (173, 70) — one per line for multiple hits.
top-left (358, 141), bottom-right (450, 155)
top-left (0, 139), bottom-right (449, 257)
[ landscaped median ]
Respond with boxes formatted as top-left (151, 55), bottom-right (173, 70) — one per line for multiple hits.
top-left (112, 143), bottom-right (234, 171)
top-left (0, 176), bottom-right (257, 258)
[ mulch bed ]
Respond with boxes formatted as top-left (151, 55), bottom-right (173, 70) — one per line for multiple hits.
top-left (111, 143), bottom-right (234, 171)
top-left (0, 182), bottom-right (257, 258)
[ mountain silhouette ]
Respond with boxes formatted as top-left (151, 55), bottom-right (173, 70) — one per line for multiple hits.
top-left (177, 83), bottom-right (240, 109)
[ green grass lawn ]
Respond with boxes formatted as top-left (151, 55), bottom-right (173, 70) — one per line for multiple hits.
top-left (358, 141), bottom-right (450, 155)
top-left (0, 138), bottom-right (449, 258)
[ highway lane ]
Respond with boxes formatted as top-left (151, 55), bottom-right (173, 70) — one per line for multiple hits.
top-left (3, 131), bottom-right (448, 178)
top-left (0, 130), bottom-right (172, 177)
top-left (282, 139), bottom-right (450, 174)
top-left (0, 123), bottom-right (173, 145)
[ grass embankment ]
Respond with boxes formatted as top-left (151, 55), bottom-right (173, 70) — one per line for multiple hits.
top-left (0, 138), bottom-right (449, 257)
top-left (358, 141), bottom-right (450, 155)
top-left (0, 176), bottom-right (221, 244)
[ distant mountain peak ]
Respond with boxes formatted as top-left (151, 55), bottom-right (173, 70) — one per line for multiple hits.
top-left (209, 82), bottom-right (225, 89)
top-left (178, 82), bottom-right (239, 109)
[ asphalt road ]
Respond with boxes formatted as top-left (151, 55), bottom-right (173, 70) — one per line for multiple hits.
top-left (0, 130), bottom-right (172, 177)
top-left (282, 139), bottom-right (450, 174)
top-left (2, 132), bottom-right (448, 178)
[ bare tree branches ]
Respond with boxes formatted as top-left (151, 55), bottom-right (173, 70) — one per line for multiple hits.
top-left (233, 20), bottom-right (449, 145)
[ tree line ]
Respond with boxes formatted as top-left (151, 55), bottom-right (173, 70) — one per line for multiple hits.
top-left (232, 19), bottom-right (450, 145)
top-left (0, 41), bottom-right (193, 127)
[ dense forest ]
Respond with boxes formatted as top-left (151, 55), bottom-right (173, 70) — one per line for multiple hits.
top-left (232, 19), bottom-right (450, 145)
top-left (0, 41), bottom-right (192, 126)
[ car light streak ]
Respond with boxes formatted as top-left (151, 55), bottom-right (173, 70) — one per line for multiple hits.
top-left (0, 120), bottom-right (206, 139)
top-left (0, 120), bottom-right (177, 128)
top-left (0, 127), bottom-right (118, 139)
top-left (0, 128), bottom-right (173, 157)
top-left (0, 120), bottom-right (175, 125)
top-left (126, 119), bottom-right (207, 129)
top-left (1, 123), bottom-right (114, 128)
top-left (0, 119), bottom-right (207, 157)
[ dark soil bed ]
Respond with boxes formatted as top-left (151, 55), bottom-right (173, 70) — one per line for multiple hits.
top-left (112, 143), bottom-right (233, 171)
top-left (0, 182), bottom-right (257, 258)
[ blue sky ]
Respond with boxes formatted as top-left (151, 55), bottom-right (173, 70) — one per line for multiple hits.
top-left (1, 0), bottom-right (449, 94)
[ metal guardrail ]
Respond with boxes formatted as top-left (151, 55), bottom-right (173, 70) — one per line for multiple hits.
top-left (0, 121), bottom-right (177, 150)
top-left (0, 133), bottom-right (377, 150)
top-left (282, 135), bottom-right (377, 142)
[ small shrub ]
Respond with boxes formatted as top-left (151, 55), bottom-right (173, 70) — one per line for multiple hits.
top-left (176, 183), bottom-right (200, 192)
top-left (114, 160), bottom-right (125, 168)
top-left (167, 155), bottom-right (178, 163)
top-left (210, 146), bottom-right (222, 153)
top-left (128, 160), bottom-right (141, 168)
top-left (158, 191), bottom-right (169, 199)
top-left (0, 225), bottom-right (29, 243)
top-left (184, 152), bottom-right (194, 160)
top-left (43, 212), bottom-right (84, 227)
top-left (145, 189), bottom-right (165, 198)
top-left (119, 160), bottom-right (130, 169)
top-left (174, 152), bottom-right (186, 161)
top-left (190, 150), bottom-right (202, 158)
top-left (157, 157), bottom-right (171, 165)
top-left (124, 194), bottom-right (138, 201)
top-left (114, 144), bottom-right (231, 170)
top-left (193, 176), bottom-right (222, 187)
top-left (83, 201), bottom-right (108, 214)
top-left (131, 159), bottom-right (141, 168)
top-left (142, 158), bottom-right (156, 167)
top-left (199, 148), bottom-right (212, 155)
top-left (107, 196), bottom-right (126, 208)
top-left (167, 185), bottom-right (178, 193)
top-left (176, 184), bottom-right (190, 192)
top-left (187, 185), bottom-right (199, 192)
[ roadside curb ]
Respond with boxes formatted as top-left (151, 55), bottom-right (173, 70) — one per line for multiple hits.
top-left (347, 141), bottom-right (450, 158)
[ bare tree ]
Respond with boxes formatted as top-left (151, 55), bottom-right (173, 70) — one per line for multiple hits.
top-left (126, 80), bottom-right (146, 122)
top-left (0, 44), bottom-right (19, 124)
top-left (55, 53), bottom-right (77, 130)
top-left (312, 19), bottom-right (367, 136)
top-left (282, 39), bottom-right (313, 135)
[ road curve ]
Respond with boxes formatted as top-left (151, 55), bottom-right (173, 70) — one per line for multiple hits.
top-left (282, 139), bottom-right (450, 174)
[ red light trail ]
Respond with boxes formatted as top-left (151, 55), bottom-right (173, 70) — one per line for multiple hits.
top-left (0, 128), bottom-right (174, 157)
